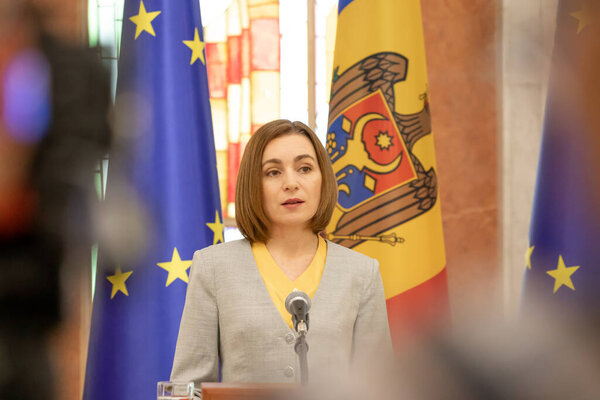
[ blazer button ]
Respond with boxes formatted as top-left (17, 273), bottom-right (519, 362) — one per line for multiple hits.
top-left (284, 365), bottom-right (295, 378)
top-left (285, 333), bottom-right (295, 344)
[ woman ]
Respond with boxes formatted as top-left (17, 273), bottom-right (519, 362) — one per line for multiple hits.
top-left (170, 120), bottom-right (391, 392)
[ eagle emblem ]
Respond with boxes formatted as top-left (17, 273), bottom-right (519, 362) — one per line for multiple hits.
top-left (326, 52), bottom-right (437, 248)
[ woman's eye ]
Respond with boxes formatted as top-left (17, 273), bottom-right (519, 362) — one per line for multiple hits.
top-left (266, 170), bottom-right (280, 177)
top-left (299, 166), bottom-right (312, 173)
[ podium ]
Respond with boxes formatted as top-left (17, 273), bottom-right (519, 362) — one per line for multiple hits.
top-left (200, 383), bottom-right (300, 400)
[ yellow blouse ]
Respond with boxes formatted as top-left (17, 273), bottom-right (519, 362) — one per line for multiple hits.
top-left (251, 236), bottom-right (327, 330)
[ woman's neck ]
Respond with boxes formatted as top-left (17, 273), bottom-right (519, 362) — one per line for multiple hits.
top-left (264, 227), bottom-right (319, 280)
top-left (266, 226), bottom-right (317, 252)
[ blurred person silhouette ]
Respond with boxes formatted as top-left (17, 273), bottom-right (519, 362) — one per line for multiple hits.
top-left (280, 305), bottom-right (600, 400)
top-left (391, 307), bottom-right (600, 400)
top-left (0, 1), bottom-right (111, 398)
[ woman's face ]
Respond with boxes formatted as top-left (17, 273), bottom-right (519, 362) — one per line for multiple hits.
top-left (261, 133), bottom-right (322, 233)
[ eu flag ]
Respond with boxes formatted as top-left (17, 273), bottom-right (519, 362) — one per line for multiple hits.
top-left (522, 0), bottom-right (600, 313)
top-left (84, 1), bottom-right (222, 399)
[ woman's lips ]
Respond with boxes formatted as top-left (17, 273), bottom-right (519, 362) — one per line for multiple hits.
top-left (282, 198), bottom-right (304, 207)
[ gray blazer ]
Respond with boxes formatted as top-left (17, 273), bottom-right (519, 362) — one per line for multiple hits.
top-left (170, 239), bottom-right (391, 394)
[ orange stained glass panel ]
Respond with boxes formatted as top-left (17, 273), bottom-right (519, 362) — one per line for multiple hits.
top-left (250, 18), bottom-right (280, 71)
top-left (206, 42), bottom-right (227, 99)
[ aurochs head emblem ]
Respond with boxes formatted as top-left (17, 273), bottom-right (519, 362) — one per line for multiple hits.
top-left (326, 52), bottom-right (438, 248)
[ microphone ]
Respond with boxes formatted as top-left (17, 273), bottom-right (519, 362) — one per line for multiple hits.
top-left (285, 290), bottom-right (311, 333)
top-left (286, 290), bottom-right (310, 385)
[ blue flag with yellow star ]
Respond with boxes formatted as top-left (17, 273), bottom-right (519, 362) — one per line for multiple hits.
top-left (84, 1), bottom-right (222, 399)
top-left (522, 0), bottom-right (600, 314)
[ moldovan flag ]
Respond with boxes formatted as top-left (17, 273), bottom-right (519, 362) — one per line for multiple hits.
top-left (326, 0), bottom-right (449, 345)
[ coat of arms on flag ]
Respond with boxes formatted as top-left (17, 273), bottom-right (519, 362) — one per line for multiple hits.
top-left (327, 52), bottom-right (436, 247)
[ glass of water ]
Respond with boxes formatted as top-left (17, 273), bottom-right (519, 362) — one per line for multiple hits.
top-left (157, 381), bottom-right (194, 400)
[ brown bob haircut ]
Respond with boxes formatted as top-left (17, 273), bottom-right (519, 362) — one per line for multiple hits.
top-left (235, 119), bottom-right (338, 243)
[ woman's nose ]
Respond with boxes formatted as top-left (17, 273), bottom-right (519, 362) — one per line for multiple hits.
top-left (282, 172), bottom-right (299, 191)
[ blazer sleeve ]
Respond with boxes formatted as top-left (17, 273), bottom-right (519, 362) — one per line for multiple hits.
top-left (352, 258), bottom-right (393, 362)
top-left (171, 248), bottom-right (219, 398)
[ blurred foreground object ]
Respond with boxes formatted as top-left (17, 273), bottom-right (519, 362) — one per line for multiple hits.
top-left (83, 1), bottom-right (222, 399)
top-left (242, 312), bottom-right (600, 400)
top-left (325, 0), bottom-right (449, 346)
top-left (388, 312), bottom-right (600, 400)
top-left (0, 2), bottom-right (111, 399)
top-left (522, 0), bottom-right (600, 316)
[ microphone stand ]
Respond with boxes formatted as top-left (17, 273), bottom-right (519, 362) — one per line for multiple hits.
top-left (293, 318), bottom-right (309, 385)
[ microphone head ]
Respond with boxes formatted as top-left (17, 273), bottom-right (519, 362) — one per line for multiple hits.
top-left (285, 290), bottom-right (311, 314)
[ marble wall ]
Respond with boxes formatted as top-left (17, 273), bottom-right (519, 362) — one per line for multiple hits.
top-left (421, 0), bottom-right (557, 324)
top-left (422, 0), bottom-right (502, 324)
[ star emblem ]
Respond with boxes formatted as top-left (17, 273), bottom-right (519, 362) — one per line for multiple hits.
top-left (206, 211), bottom-right (225, 245)
top-left (546, 255), bottom-right (580, 293)
top-left (157, 247), bottom-right (192, 286)
top-left (106, 267), bottom-right (134, 299)
top-left (525, 245), bottom-right (534, 270)
top-left (375, 131), bottom-right (394, 150)
top-left (129, 0), bottom-right (162, 40)
top-left (183, 28), bottom-right (206, 65)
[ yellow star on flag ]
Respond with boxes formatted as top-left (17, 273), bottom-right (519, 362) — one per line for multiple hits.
top-left (129, 0), bottom-right (162, 40)
top-left (570, 6), bottom-right (590, 34)
top-left (157, 247), bottom-right (192, 286)
top-left (106, 267), bottom-right (134, 299)
top-left (183, 28), bottom-right (206, 65)
top-left (206, 211), bottom-right (225, 245)
top-left (525, 245), bottom-right (534, 270)
top-left (546, 255), bottom-right (580, 293)
top-left (376, 131), bottom-right (393, 150)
